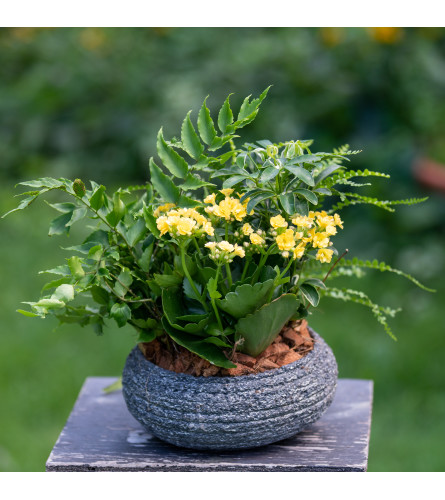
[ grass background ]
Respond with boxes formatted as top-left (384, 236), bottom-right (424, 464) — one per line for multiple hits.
top-left (1, 183), bottom-right (444, 472)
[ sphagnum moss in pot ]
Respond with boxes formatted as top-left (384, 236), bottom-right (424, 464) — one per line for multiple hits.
top-left (5, 88), bottom-right (434, 451)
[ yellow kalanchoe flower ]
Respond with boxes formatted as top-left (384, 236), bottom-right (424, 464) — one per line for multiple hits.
top-left (175, 217), bottom-right (197, 236)
top-left (220, 188), bottom-right (234, 197)
top-left (204, 193), bottom-right (216, 205)
top-left (153, 203), bottom-right (176, 218)
top-left (242, 223), bottom-right (253, 235)
top-left (270, 214), bottom-right (288, 229)
top-left (293, 241), bottom-right (306, 260)
top-left (333, 213), bottom-right (344, 229)
top-left (292, 215), bottom-right (314, 229)
top-left (316, 248), bottom-right (334, 263)
top-left (276, 228), bottom-right (296, 251)
top-left (250, 233), bottom-right (265, 245)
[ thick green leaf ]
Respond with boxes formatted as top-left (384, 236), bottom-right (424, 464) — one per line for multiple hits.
top-left (110, 303), bottom-right (131, 328)
top-left (236, 294), bottom-right (299, 357)
top-left (105, 192), bottom-right (126, 227)
top-left (162, 318), bottom-right (236, 368)
top-left (217, 94), bottom-right (234, 133)
top-left (260, 166), bottom-right (280, 182)
top-left (294, 188), bottom-right (318, 205)
top-left (299, 283), bottom-right (320, 307)
top-left (222, 175), bottom-right (246, 189)
top-left (217, 279), bottom-right (275, 319)
top-left (197, 96), bottom-right (217, 145)
top-left (157, 128), bottom-right (188, 178)
top-left (283, 165), bottom-right (315, 186)
top-left (162, 288), bottom-right (208, 334)
top-left (181, 111), bottom-right (204, 160)
top-left (207, 277), bottom-right (221, 300)
top-left (137, 331), bottom-right (157, 343)
top-left (153, 273), bottom-right (183, 288)
top-left (149, 158), bottom-right (180, 203)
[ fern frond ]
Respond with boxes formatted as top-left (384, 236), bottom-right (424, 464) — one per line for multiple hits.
top-left (339, 258), bottom-right (435, 292)
top-left (322, 287), bottom-right (400, 340)
top-left (329, 191), bottom-right (428, 213)
top-left (321, 169), bottom-right (390, 188)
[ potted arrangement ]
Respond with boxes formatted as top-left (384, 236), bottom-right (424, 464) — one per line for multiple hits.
top-left (4, 88), bottom-right (432, 450)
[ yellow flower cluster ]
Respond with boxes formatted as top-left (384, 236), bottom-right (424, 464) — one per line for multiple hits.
top-left (156, 207), bottom-right (214, 238)
top-left (205, 240), bottom-right (245, 263)
top-left (270, 211), bottom-right (344, 263)
top-left (204, 189), bottom-right (249, 222)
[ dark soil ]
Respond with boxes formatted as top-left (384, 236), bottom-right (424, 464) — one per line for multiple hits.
top-left (138, 319), bottom-right (314, 377)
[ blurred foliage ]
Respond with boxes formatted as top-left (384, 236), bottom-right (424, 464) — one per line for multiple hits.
top-left (2, 27), bottom-right (445, 183)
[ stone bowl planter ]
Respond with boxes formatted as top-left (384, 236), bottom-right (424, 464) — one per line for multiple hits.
top-left (122, 328), bottom-right (338, 451)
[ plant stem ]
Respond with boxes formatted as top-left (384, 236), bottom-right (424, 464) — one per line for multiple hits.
top-left (323, 249), bottom-right (349, 283)
top-left (241, 257), bottom-right (251, 281)
top-left (180, 245), bottom-right (209, 312)
top-left (211, 266), bottom-right (224, 330)
top-left (225, 262), bottom-right (233, 288)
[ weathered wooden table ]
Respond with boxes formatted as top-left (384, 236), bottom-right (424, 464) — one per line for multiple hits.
top-left (46, 377), bottom-right (373, 472)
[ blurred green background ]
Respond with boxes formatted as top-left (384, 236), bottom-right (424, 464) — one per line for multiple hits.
top-left (1, 27), bottom-right (444, 471)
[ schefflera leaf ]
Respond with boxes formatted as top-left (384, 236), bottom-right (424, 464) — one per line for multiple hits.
top-left (236, 294), bottom-right (300, 357)
top-left (217, 279), bottom-right (275, 319)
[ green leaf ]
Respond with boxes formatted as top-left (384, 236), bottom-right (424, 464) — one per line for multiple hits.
top-left (207, 277), bottom-right (221, 300)
top-left (302, 278), bottom-right (327, 290)
top-left (179, 174), bottom-right (215, 191)
top-left (153, 273), bottom-right (183, 288)
top-left (246, 191), bottom-right (275, 213)
top-left (126, 218), bottom-right (147, 247)
top-left (114, 269), bottom-right (133, 298)
top-left (89, 185), bottom-right (106, 211)
top-left (102, 378), bottom-right (123, 394)
top-left (236, 294), bottom-right (300, 357)
top-left (105, 191), bottom-right (126, 227)
top-left (110, 303), bottom-right (131, 328)
top-left (294, 188), bottom-right (318, 205)
top-left (67, 257), bottom-right (85, 279)
top-left (217, 279), bottom-right (275, 319)
top-left (17, 309), bottom-right (41, 318)
top-left (283, 165), bottom-right (315, 186)
top-left (260, 166), bottom-right (280, 182)
top-left (149, 158), bottom-right (180, 204)
top-left (48, 211), bottom-right (73, 236)
top-left (222, 175), bottom-right (246, 189)
top-left (87, 244), bottom-right (103, 261)
top-left (279, 193), bottom-right (295, 215)
top-left (181, 111), bottom-right (204, 160)
top-left (162, 288), bottom-right (208, 334)
top-left (91, 286), bottom-right (110, 305)
top-left (217, 94), bottom-right (234, 133)
top-left (142, 203), bottom-right (161, 238)
top-left (237, 86), bottom-right (271, 122)
top-left (197, 96), bottom-right (217, 145)
top-left (52, 284), bottom-right (75, 302)
top-left (137, 331), bottom-right (157, 343)
top-left (138, 244), bottom-right (154, 273)
top-left (162, 318), bottom-right (236, 369)
top-left (34, 298), bottom-right (66, 310)
top-left (299, 283), bottom-right (320, 307)
top-left (183, 277), bottom-right (202, 301)
top-left (157, 128), bottom-right (188, 179)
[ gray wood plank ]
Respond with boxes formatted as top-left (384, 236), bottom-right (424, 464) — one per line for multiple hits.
top-left (46, 377), bottom-right (373, 472)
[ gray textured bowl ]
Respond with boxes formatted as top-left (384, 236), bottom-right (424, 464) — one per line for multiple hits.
top-left (122, 328), bottom-right (338, 450)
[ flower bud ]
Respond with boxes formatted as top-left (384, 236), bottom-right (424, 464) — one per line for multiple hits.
top-left (73, 178), bottom-right (86, 197)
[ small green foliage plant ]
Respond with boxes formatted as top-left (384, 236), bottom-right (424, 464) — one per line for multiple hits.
top-left (3, 88), bottom-right (433, 370)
